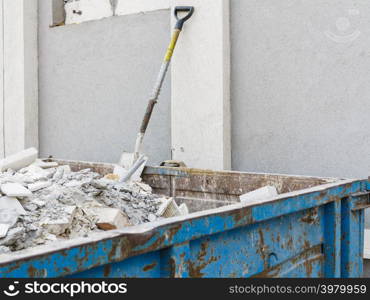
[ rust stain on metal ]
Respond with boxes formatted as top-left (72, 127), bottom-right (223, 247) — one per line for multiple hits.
top-left (134, 235), bottom-right (166, 256)
top-left (103, 265), bottom-right (111, 277)
top-left (286, 236), bottom-right (293, 250)
top-left (188, 241), bottom-right (218, 278)
top-left (107, 236), bottom-right (138, 262)
top-left (303, 240), bottom-right (311, 250)
top-left (169, 258), bottom-right (176, 278)
top-left (256, 229), bottom-right (269, 269)
top-left (27, 265), bottom-right (38, 277)
top-left (60, 250), bottom-right (68, 257)
top-left (253, 245), bottom-right (323, 278)
top-left (143, 262), bottom-right (157, 272)
top-left (301, 207), bottom-right (319, 224)
top-left (276, 233), bottom-right (281, 244)
top-left (231, 207), bottom-right (253, 224)
top-left (168, 224), bottom-right (183, 242)
top-left (304, 259), bottom-right (313, 277)
top-left (6, 264), bottom-right (21, 273)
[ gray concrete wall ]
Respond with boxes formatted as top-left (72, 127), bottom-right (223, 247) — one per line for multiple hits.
top-left (231, 0), bottom-right (370, 179)
top-left (38, 1), bottom-right (171, 165)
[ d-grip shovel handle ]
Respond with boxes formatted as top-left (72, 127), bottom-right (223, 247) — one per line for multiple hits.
top-left (174, 6), bottom-right (195, 30)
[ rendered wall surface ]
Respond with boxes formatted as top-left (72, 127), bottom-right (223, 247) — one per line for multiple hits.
top-left (39, 2), bottom-right (171, 165)
top-left (231, 0), bottom-right (370, 179)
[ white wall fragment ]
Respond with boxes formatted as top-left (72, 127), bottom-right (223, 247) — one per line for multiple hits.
top-left (65, 0), bottom-right (113, 25)
top-left (95, 207), bottom-right (131, 230)
top-left (240, 186), bottom-right (278, 204)
top-left (115, 0), bottom-right (170, 16)
top-left (0, 148), bottom-right (38, 172)
top-left (1, 183), bottom-right (32, 198)
top-left (28, 181), bottom-right (52, 192)
top-left (0, 208), bottom-right (20, 238)
top-left (0, 197), bottom-right (27, 215)
top-left (0, 224), bottom-right (10, 239)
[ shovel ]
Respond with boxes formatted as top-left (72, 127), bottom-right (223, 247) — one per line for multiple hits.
top-left (119, 6), bottom-right (195, 181)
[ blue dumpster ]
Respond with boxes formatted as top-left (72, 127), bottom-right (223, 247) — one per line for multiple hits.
top-left (0, 160), bottom-right (368, 278)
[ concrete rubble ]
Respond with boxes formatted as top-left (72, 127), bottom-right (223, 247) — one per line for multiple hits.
top-left (94, 207), bottom-right (131, 230)
top-left (0, 149), bottom-right (188, 253)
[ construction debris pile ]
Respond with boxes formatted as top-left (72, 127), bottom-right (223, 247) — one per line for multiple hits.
top-left (0, 148), bottom-right (187, 254)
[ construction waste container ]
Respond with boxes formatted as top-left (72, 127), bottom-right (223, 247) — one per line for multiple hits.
top-left (0, 160), bottom-right (368, 278)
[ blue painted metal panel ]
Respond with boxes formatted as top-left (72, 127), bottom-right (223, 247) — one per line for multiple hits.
top-left (69, 252), bottom-right (161, 278)
top-left (0, 170), bottom-right (368, 278)
top-left (186, 208), bottom-right (324, 277)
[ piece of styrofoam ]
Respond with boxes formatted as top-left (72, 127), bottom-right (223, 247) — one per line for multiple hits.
top-left (240, 186), bottom-right (278, 203)
top-left (0, 148), bottom-right (38, 172)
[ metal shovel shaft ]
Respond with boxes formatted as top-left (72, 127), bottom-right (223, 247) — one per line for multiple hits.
top-left (133, 7), bottom-right (194, 163)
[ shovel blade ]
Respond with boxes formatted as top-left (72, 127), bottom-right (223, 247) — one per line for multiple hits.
top-left (118, 152), bottom-right (148, 182)
top-left (119, 152), bottom-right (135, 169)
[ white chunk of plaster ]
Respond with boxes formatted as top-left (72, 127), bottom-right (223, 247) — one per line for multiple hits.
top-left (0, 224), bottom-right (10, 239)
top-left (0, 148), bottom-right (38, 172)
top-left (65, 0), bottom-right (113, 25)
top-left (28, 181), bottom-right (52, 192)
top-left (1, 183), bottom-right (32, 198)
top-left (32, 159), bottom-right (58, 169)
top-left (41, 206), bottom-right (77, 235)
top-left (240, 186), bottom-right (278, 203)
top-left (0, 207), bottom-right (20, 238)
top-left (94, 207), bottom-right (130, 230)
top-left (31, 199), bottom-right (46, 208)
top-left (0, 209), bottom-right (19, 227)
top-left (0, 196), bottom-right (27, 215)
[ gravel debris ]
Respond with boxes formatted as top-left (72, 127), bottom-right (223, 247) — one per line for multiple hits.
top-left (0, 163), bottom-right (166, 252)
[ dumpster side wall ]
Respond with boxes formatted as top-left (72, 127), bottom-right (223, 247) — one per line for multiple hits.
top-left (0, 173), bottom-right (365, 278)
top-left (38, 1), bottom-right (171, 165)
